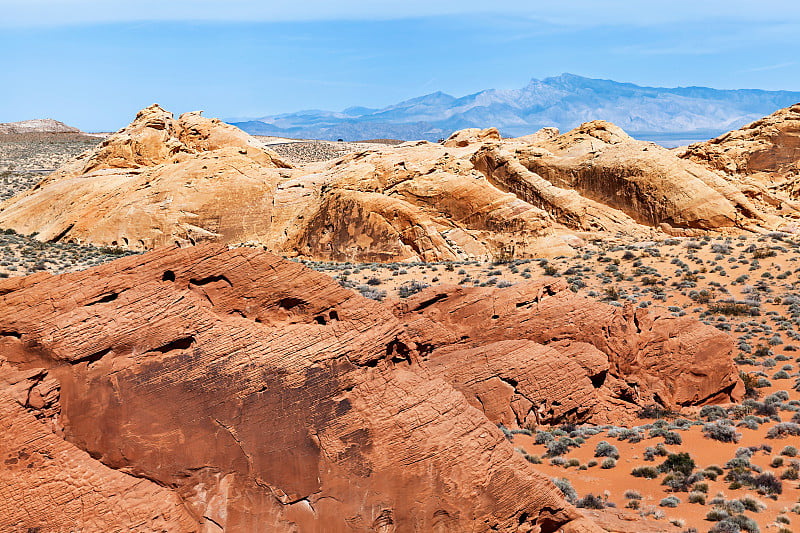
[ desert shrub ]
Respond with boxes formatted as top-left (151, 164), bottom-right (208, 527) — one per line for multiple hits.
top-left (712, 244), bottom-right (731, 254)
top-left (728, 514), bottom-right (760, 533)
top-left (534, 431), bottom-right (554, 445)
top-left (726, 499), bottom-right (746, 513)
top-left (688, 491), bottom-right (706, 504)
top-left (545, 439), bottom-right (569, 456)
top-left (753, 472), bottom-right (782, 495)
top-left (662, 472), bottom-right (690, 492)
top-left (766, 390), bottom-right (789, 403)
top-left (756, 377), bottom-right (772, 388)
top-left (515, 448), bottom-right (542, 464)
top-left (98, 246), bottom-right (126, 255)
top-left (594, 440), bottom-right (619, 459)
top-left (659, 452), bottom-right (696, 476)
top-left (398, 280), bottom-right (429, 298)
top-left (767, 422), bottom-right (800, 439)
top-left (753, 401), bottom-right (778, 417)
top-left (738, 418), bottom-right (760, 430)
top-left (660, 496), bottom-right (680, 508)
top-left (709, 520), bottom-right (741, 532)
top-left (625, 499), bottom-right (640, 509)
top-left (706, 508), bottom-right (731, 521)
top-left (738, 495), bottom-right (765, 512)
top-left (709, 301), bottom-right (753, 316)
top-left (643, 443), bottom-right (669, 462)
top-left (631, 465), bottom-right (659, 479)
top-left (704, 421), bottom-right (741, 443)
top-left (546, 437), bottom-right (577, 456)
top-left (638, 404), bottom-right (678, 419)
top-left (576, 494), bottom-right (605, 509)
top-left (612, 428), bottom-right (643, 442)
top-left (740, 371), bottom-right (761, 399)
top-left (357, 285), bottom-right (387, 301)
top-left (700, 405), bottom-right (728, 421)
top-left (543, 264), bottom-right (558, 276)
top-left (623, 489), bottom-right (641, 500)
top-left (601, 457), bottom-right (616, 469)
top-left (781, 445), bottom-right (797, 457)
top-left (551, 477), bottom-right (577, 503)
top-left (663, 431), bottom-right (682, 445)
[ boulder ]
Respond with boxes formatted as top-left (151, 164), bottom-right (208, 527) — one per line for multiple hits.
top-left (443, 126), bottom-right (501, 147)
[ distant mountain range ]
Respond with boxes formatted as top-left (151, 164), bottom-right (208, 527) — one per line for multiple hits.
top-left (230, 74), bottom-right (800, 147)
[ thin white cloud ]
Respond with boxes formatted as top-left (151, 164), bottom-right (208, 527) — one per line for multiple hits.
top-left (745, 62), bottom-right (797, 73)
top-left (2, 0), bottom-right (799, 27)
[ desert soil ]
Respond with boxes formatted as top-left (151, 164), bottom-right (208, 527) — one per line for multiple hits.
top-left (254, 136), bottom-right (395, 164)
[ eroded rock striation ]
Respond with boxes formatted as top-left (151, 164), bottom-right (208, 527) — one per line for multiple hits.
top-left (0, 244), bottom-right (741, 531)
top-left (496, 121), bottom-right (768, 234)
top-left (680, 103), bottom-right (800, 195)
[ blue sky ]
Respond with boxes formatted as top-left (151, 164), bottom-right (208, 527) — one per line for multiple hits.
top-left (1, 1), bottom-right (799, 131)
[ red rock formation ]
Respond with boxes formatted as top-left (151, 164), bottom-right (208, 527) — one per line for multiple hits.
top-left (0, 244), bottom-right (742, 531)
top-left (680, 103), bottom-right (800, 195)
top-left (0, 107), bottom-right (568, 261)
top-left (0, 104), bottom-right (785, 263)
top-left (395, 278), bottom-right (743, 423)
top-left (0, 359), bottom-right (197, 531)
top-left (493, 121), bottom-right (768, 233)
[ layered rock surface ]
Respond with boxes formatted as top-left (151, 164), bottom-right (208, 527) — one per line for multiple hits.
top-left (0, 105), bottom-right (787, 262)
top-left (680, 103), bottom-right (800, 195)
top-left (498, 121), bottom-right (768, 234)
top-left (0, 244), bottom-right (741, 531)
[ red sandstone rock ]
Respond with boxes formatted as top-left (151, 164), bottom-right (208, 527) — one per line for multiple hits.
top-left (0, 360), bottom-right (197, 531)
top-left (395, 277), bottom-right (743, 420)
top-left (0, 245), bottom-right (742, 530)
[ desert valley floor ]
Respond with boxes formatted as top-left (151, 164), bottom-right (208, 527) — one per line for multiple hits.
top-left (2, 106), bottom-right (800, 532)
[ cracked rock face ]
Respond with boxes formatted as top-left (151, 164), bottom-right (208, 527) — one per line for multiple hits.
top-left (0, 105), bottom-right (786, 263)
top-left (0, 244), bottom-right (741, 531)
